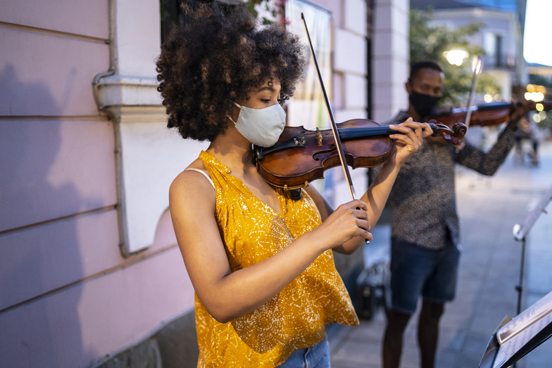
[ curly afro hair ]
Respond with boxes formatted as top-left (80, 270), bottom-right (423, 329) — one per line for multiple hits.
top-left (156, 3), bottom-right (306, 142)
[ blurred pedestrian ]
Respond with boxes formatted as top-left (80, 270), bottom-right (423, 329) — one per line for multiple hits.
top-left (515, 115), bottom-right (540, 165)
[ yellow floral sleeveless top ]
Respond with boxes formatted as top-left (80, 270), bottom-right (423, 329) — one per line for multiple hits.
top-left (195, 151), bottom-right (358, 367)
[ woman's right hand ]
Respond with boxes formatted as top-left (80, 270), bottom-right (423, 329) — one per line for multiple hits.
top-left (312, 199), bottom-right (372, 250)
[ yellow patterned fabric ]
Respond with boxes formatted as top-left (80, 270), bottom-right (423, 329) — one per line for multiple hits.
top-left (195, 151), bottom-right (358, 367)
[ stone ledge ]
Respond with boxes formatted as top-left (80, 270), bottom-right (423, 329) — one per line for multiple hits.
top-left (96, 75), bottom-right (162, 109)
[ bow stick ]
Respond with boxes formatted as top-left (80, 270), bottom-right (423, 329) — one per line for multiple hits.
top-left (301, 13), bottom-right (357, 201)
top-left (464, 56), bottom-right (482, 129)
top-left (301, 13), bottom-right (370, 244)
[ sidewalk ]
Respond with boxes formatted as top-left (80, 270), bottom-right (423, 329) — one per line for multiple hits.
top-left (328, 141), bottom-right (552, 368)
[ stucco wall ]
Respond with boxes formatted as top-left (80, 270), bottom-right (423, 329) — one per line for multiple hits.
top-left (0, 1), bottom-right (196, 367)
top-left (372, 0), bottom-right (409, 123)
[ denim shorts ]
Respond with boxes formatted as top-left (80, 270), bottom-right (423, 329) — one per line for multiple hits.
top-left (390, 237), bottom-right (461, 315)
top-left (278, 336), bottom-right (330, 368)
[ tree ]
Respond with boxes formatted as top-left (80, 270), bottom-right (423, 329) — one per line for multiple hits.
top-left (160, 0), bottom-right (281, 26)
top-left (529, 74), bottom-right (552, 90)
top-left (245, 0), bottom-right (283, 25)
top-left (410, 9), bottom-right (501, 106)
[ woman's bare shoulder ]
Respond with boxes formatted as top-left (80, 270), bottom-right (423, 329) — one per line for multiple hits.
top-left (170, 157), bottom-right (214, 207)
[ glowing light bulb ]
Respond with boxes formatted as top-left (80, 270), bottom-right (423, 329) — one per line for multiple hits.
top-left (444, 50), bottom-right (469, 66)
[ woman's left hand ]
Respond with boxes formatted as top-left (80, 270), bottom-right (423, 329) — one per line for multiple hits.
top-left (388, 118), bottom-right (433, 166)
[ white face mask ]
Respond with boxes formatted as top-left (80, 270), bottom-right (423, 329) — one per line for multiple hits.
top-left (228, 101), bottom-right (286, 147)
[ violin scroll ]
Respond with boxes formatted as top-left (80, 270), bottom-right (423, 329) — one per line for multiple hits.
top-left (428, 121), bottom-right (467, 145)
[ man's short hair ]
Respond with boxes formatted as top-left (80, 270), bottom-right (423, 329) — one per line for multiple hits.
top-left (409, 61), bottom-right (443, 83)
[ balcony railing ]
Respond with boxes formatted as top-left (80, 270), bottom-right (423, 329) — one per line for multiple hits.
top-left (481, 54), bottom-right (517, 70)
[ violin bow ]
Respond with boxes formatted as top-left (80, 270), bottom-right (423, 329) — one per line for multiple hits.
top-left (301, 13), bottom-right (357, 201)
top-left (464, 56), bottom-right (482, 129)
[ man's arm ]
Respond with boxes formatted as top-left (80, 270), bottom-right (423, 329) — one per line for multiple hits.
top-left (454, 100), bottom-right (535, 176)
top-left (454, 127), bottom-right (516, 176)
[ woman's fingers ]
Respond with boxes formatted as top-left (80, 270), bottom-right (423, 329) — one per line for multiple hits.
top-left (401, 122), bottom-right (424, 143)
top-left (345, 199), bottom-right (368, 211)
top-left (420, 122), bottom-right (433, 138)
top-left (389, 124), bottom-right (421, 146)
top-left (321, 200), bottom-right (373, 244)
top-left (403, 120), bottom-right (423, 143)
top-left (365, 230), bottom-right (373, 241)
top-left (389, 133), bottom-right (417, 147)
top-left (352, 209), bottom-right (369, 220)
top-left (341, 200), bottom-right (371, 232)
top-left (389, 121), bottom-right (434, 152)
top-left (390, 121), bottom-right (433, 142)
top-left (356, 218), bottom-right (371, 232)
top-left (389, 133), bottom-right (418, 151)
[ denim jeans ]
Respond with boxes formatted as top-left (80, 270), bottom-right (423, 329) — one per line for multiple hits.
top-left (277, 336), bottom-right (331, 368)
top-left (390, 237), bottom-right (461, 314)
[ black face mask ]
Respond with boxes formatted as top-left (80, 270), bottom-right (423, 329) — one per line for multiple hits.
top-left (409, 91), bottom-right (441, 118)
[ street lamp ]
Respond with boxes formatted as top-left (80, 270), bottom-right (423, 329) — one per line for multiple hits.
top-left (444, 49), bottom-right (469, 66)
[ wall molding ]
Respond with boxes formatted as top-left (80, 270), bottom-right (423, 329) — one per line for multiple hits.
top-left (98, 81), bottom-right (208, 255)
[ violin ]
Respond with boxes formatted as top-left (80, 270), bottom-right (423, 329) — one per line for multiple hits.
top-left (428, 100), bottom-right (551, 129)
top-left (254, 119), bottom-right (466, 190)
top-left (253, 13), bottom-right (467, 194)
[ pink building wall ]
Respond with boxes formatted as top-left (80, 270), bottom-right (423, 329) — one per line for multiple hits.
top-left (0, 1), bottom-right (195, 367)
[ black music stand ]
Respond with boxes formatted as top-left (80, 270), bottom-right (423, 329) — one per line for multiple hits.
top-left (512, 184), bottom-right (552, 315)
top-left (479, 184), bottom-right (552, 368)
top-left (478, 297), bottom-right (552, 368)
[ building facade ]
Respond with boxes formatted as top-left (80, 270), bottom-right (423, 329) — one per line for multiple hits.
top-left (411, 0), bottom-right (528, 102)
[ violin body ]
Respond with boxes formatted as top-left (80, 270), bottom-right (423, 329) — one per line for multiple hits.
top-left (429, 100), bottom-right (552, 128)
top-left (255, 119), bottom-right (393, 190)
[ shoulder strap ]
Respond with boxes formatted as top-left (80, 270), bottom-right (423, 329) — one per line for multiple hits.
top-left (184, 168), bottom-right (214, 188)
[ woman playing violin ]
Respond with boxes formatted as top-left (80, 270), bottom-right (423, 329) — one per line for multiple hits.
top-left (157, 4), bottom-right (432, 367)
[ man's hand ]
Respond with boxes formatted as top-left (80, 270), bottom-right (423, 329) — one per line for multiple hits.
top-left (508, 99), bottom-right (536, 130)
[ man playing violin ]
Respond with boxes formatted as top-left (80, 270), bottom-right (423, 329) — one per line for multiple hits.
top-left (375, 60), bottom-right (535, 368)
top-left (158, 4), bottom-right (433, 367)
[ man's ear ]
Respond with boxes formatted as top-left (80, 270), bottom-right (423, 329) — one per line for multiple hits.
top-left (405, 80), bottom-right (412, 95)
